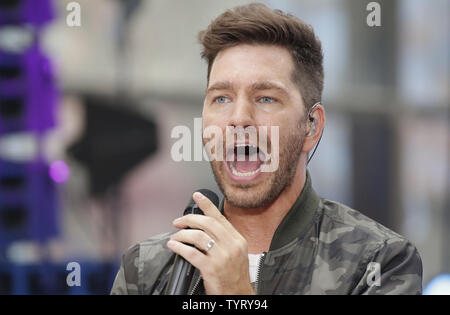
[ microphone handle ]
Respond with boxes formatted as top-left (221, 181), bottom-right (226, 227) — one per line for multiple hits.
top-left (165, 255), bottom-right (195, 295)
top-left (165, 189), bottom-right (219, 295)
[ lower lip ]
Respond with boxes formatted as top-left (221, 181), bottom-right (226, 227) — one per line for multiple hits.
top-left (225, 161), bottom-right (263, 183)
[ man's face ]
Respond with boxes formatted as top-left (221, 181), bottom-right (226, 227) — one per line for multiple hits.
top-left (202, 44), bottom-right (307, 208)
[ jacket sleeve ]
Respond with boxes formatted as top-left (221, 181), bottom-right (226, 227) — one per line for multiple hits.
top-left (351, 238), bottom-right (423, 295)
top-left (110, 244), bottom-right (140, 295)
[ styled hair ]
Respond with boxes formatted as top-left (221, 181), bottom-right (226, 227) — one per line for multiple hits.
top-left (198, 2), bottom-right (324, 110)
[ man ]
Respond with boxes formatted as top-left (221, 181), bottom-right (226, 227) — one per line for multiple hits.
top-left (111, 3), bottom-right (422, 295)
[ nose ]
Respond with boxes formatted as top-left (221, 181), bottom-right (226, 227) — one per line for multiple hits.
top-left (227, 95), bottom-right (255, 128)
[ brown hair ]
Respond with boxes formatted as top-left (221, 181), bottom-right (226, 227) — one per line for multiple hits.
top-left (198, 2), bottom-right (324, 111)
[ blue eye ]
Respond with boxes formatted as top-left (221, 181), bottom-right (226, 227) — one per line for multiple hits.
top-left (214, 96), bottom-right (230, 104)
top-left (259, 97), bottom-right (274, 103)
top-left (259, 96), bottom-right (274, 103)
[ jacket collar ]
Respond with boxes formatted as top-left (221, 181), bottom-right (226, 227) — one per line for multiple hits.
top-left (219, 170), bottom-right (320, 251)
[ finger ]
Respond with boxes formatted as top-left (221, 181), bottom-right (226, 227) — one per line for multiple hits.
top-left (193, 192), bottom-right (223, 220)
top-left (173, 214), bottom-right (224, 241)
top-left (166, 239), bottom-right (205, 270)
top-left (193, 192), bottom-right (238, 233)
top-left (170, 229), bottom-right (215, 252)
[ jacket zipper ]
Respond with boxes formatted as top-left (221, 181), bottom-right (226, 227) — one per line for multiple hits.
top-left (189, 274), bottom-right (202, 295)
top-left (189, 252), bottom-right (267, 295)
top-left (254, 252), bottom-right (266, 294)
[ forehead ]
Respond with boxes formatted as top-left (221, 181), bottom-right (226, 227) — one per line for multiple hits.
top-left (209, 44), bottom-right (297, 89)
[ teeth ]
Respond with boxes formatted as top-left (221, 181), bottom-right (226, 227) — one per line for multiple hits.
top-left (229, 162), bottom-right (261, 177)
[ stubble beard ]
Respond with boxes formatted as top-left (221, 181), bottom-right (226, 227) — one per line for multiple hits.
top-left (208, 122), bottom-right (306, 209)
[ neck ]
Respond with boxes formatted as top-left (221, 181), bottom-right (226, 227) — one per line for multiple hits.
top-left (224, 161), bottom-right (307, 254)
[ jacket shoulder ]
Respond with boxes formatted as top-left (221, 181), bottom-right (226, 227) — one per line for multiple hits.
top-left (316, 199), bottom-right (422, 294)
top-left (111, 231), bottom-right (174, 295)
top-left (123, 231), bottom-right (173, 266)
top-left (321, 198), bottom-right (405, 244)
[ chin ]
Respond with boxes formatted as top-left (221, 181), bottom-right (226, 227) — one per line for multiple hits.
top-left (221, 173), bottom-right (278, 209)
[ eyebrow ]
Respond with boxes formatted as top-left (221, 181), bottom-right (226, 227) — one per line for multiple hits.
top-left (250, 81), bottom-right (289, 96)
top-left (206, 81), bottom-right (233, 94)
top-left (206, 80), bottom-right (289, 96)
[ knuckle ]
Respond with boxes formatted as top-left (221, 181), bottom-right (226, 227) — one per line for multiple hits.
top-left (171, 231), bottom-right (181, 241)
top-left (237, 234), bottom-right (247, 245)
top-left (202, 216), bottom-right (216, 227)
top-left (240, 237), bottom-right (248, 249)
top-left (232, 236), bottom-right (247, 253)
top-left (184, 247), bottom-right (197, 261)
top-left (232, 246), bottom-right (242, 258)
top-left (194, 230), bottom-right (206, 243)
top-left (223, 250), bottom-right (232, 262)
top-left (239, 242), bottom-right (248, 254)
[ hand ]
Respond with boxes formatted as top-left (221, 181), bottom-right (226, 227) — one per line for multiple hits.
top-left (167, 192), bottom-right (254, 295)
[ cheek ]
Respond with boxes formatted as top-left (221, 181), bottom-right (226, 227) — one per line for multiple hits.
top-left (258, 116), bottom-right (287, 138)
top-left (202, 117), bottom-right (226, 147)
top-left (202, 108), bottom-right (231, 132)
top-left (202, 110), bottom-right (221, 128)
top-left (270, 116), bottom-right (303, 143)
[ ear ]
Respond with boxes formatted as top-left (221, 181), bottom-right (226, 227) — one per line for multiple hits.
top-left (301, 104), bottom-right (325, 153)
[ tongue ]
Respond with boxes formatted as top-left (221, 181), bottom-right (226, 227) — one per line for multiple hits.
top-left (234, 156), bottom-right (262, 173)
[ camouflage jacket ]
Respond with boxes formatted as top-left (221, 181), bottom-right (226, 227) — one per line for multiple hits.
top-left (110, 173), bottom-right (423, 295)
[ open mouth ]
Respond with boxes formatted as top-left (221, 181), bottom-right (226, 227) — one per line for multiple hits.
top-left (225, 144), bottom-right (267, 180)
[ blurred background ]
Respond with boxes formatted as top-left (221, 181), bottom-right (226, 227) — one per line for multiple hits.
top-left (0, 0), bottom-right (448, 294)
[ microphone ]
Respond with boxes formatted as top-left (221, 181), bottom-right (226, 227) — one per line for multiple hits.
top-left (165, 189), bottom-right (220, 295)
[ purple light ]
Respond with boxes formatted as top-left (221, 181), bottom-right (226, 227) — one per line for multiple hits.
top-left (49, 160), bottom-right (70, 183)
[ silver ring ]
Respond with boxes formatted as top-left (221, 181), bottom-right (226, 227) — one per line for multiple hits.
top-left (205, 239), bottom-right (215, 252)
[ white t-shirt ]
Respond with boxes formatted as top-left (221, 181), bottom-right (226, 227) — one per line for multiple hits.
top-left (248, 253), bottom-right (263, 284)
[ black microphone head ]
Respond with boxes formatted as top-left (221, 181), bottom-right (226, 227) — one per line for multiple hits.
top-left (183, 189), bottom-right (219, 215)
